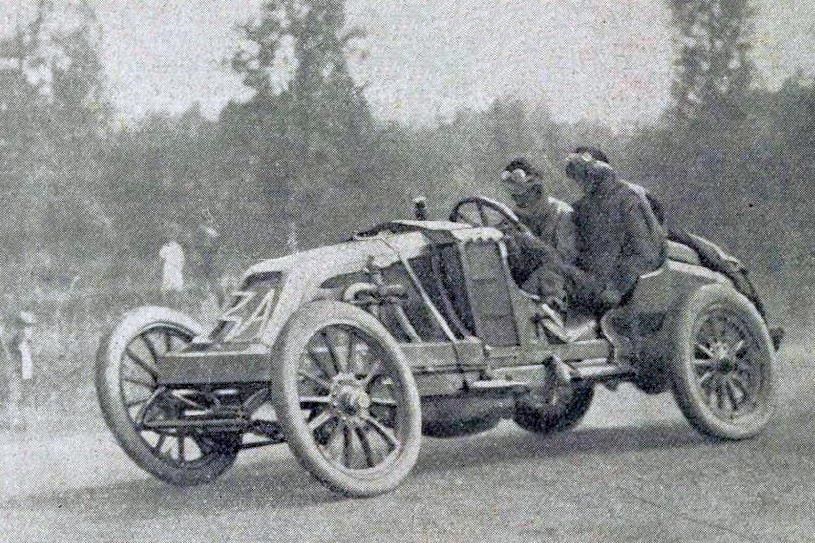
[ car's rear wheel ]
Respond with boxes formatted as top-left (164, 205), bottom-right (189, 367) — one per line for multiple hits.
top-left (95, 306), bottom-right (241, 486)
top-left (270, 301), bottom-right (422, 497)
top-left (670, 284), bottom-right (775, 440)
top-left (513, 382), bottom-right (594, 435)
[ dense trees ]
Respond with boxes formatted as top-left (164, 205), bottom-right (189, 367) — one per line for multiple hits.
top-left (618, 0), bottom-right (814, 322)
top-left (225, 0), bottom-right (374, 250)
top-left (0, 0), bottom-right (111, 272)
top-left (668, 0), bottom-right (755, 126)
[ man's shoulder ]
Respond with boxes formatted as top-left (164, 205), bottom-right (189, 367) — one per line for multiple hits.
top-left (609, 182), bottom-right (646, 211)
top-left (621, 180), bottom-right (647, 195)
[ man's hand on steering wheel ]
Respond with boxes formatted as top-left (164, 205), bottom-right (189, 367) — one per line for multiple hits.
top-left (497, 218), bottom-right (532, 236)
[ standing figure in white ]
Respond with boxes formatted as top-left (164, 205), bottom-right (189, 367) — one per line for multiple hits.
top-left (8, 311), bottom-right (37, 431)
top-left (159, 223), bottom-right (186, 305)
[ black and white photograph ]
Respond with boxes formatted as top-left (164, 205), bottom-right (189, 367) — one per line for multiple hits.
top-left (1, 1), bottom-right (814, 541)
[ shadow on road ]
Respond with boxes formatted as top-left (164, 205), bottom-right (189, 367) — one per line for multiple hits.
top-left (5, 420), bottom-right (718, 521)
top-left (415, 421), bottom-right (710, 474)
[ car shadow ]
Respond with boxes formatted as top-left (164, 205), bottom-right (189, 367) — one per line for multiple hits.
top-left (414, 420), bottom-right (710, 474)
top-left (9, 421), bottom-right (714, 520)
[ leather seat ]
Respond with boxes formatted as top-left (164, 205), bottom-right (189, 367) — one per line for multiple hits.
top-left (666, 241), bottom-right (700, 265)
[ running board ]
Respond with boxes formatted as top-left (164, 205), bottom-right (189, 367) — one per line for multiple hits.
top-left (143, 417), bottom-right (249, 431)
top-left (141, 418), bottom-right (286, 445)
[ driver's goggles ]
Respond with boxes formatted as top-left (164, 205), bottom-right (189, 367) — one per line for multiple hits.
top-left (501, 168), bottom-right (529, 185)
top-left (565, 152), bottom-right (593, 179)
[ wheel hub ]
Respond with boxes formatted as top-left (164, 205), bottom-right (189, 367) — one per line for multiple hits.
top-left (330, 374), bottom-right (370, 416)
top-left (693, 312), bottom-right (765, 421)
top-left (712, 342), bottom-right (737, 373)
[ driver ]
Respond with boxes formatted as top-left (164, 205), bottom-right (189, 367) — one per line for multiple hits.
top-left (499, 158), bottom-right (576, 312)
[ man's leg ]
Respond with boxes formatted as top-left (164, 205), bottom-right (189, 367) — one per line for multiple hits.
top-left (561, 265), bottom-right (609, 316)
top-left (521, 267), bottom-right (567, 313)
top-left (507, 234), bottom-right (605, 315)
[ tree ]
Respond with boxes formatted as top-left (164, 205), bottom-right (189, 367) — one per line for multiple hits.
top-left (621, 1), bottom-right (759, 245)
top-left (227, 0), bottom-right (373, 250)
top-left (99, 107), bottom-right (223, 263)
top-left (0, 1), bottom-right (54, 256)
top-left (44, 2), bottom-right (114, 260)
top-left (0, 0), bottom-right (112, 267)
top-left (668, 0), bottom-right (755, 126)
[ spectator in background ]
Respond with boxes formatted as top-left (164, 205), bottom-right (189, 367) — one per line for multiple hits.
top-left (8, 311), bottom-right (37, 431)
top-left (195, 208), bottom-right (223, 304)
top-left (159, 223), bottom-right (185, 305)
top-left (0, 321), bottom-right (11, 429)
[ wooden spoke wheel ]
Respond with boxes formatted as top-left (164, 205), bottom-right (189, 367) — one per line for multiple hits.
top-left (670, 285), bottom-right (775, 440)
top-left (271, 301), bottom-right (421, 497)
top-left (95, 307), bottom-right (240, 486)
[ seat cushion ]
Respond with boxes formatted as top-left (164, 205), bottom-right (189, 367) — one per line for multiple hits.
top-left (666, 241), bottom-right (700, 265)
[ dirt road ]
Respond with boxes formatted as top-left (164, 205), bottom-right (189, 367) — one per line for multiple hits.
top-left (2, 344), bottom-right (814, 543)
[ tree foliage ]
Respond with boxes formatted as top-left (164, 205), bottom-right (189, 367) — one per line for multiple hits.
top-left (0, 0), bottom-right (111, 269)
top-left (668, 0), bottom-right (755, 125)
top-left (624, 2), bottom-right (815, 317)
top-left (0, 0), bottom-right (812, 328)
top-left (226, 0), bottom-right (373, 248)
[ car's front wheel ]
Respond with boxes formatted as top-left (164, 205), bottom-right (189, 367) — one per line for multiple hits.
top-left (270, 301), bottom-right (422, 497)
top-left (670, 284), bottom-right (775, 440)
top-left (95, 306), bottom-right (241, 486)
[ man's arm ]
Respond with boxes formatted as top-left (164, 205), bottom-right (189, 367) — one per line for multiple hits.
top-left (615, 196), bottom-right (666, 295)
top-left (507, 224), bottom-right (561, 259)
top-left (554, 211), bottom-right (577, 264)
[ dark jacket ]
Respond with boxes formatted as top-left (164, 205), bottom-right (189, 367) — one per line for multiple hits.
top-left (504, 197), bottom-right (575, 310)
top-left (514, 196), bottom-right (576, 263)
top-left (572, 177), bottom-right (666, 298)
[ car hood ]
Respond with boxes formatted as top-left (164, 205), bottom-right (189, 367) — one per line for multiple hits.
top-left (244, 235), bottom-right (413, 281)
top-left (243, 221), bottom-right (501, 281)
top-left (234, 223), bottom-right (501, 347)
top-left (239, 232), bottom-right (425, 347)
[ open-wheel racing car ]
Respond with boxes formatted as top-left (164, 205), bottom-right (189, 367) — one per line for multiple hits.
top-left (96, 196), bottom-right (781, 497)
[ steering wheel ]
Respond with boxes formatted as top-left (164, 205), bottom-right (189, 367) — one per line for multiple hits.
top-left (449, 196), bottom-right (524, 230)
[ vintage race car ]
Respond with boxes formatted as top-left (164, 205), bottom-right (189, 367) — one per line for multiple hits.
top-left (96, 196), bottom-right (781, 497)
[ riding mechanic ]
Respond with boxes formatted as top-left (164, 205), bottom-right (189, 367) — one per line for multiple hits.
top-left (565, 147), bottom-right (667, 315)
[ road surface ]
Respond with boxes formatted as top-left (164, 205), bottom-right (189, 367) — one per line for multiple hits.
top-left (2, 344), bottom-right (814, 542)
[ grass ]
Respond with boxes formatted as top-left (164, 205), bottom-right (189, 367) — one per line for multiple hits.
top-left (0, 269), bottom-right (230, 433)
